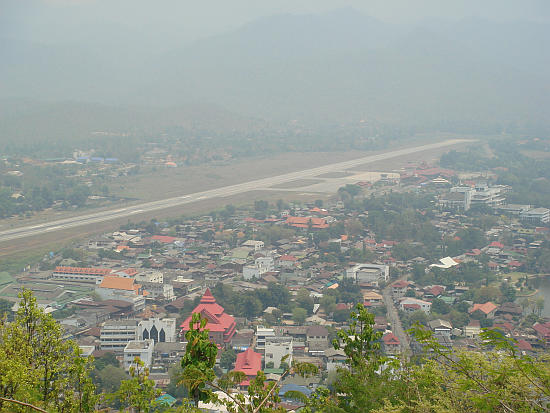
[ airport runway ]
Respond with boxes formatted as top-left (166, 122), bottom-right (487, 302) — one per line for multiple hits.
top-left (0, 139), bottom-right (470, 243)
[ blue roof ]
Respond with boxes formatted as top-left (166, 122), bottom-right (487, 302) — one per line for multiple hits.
top-left (279, 384), bottom-right (312, 398)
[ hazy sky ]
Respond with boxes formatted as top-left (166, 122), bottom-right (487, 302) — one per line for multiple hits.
top-left (2, 0), bottom-right (549, 47)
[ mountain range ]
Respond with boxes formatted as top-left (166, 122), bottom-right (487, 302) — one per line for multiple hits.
top-left (1, 7), bottom-right (549, 141)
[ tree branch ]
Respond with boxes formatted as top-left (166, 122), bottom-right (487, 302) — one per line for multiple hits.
top-left (0, 397), bottom-right (48, 413)
top-left (206, 380), bottom-right (248, 413)
top-left (253, 368), bottom-right (290, 413)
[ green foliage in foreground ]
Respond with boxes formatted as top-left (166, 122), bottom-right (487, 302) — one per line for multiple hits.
top-left (1, 293), bottom-right (549, 413)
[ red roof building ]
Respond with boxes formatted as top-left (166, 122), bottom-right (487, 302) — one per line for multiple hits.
top-left (285, 216), bottom-right (329, 229)
top-left (234, 347), bottom-right (262, 383)
top-left (54, 266), bottom-right (113, 276)
top-left (469, 302), bottom-right (498, 318)
top-left (382, 332), bottom-right (400, 355)
top-left (179, 289), bottom-right (236, 346)
top-left (533, 322), bottom-right (550, 347)
top-left (151, 235), bottom-right (177, 244)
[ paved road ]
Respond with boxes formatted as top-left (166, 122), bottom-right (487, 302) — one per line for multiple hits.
top-left (383, 284), bottom-right (411, 355)
top-left (0, 139), bottom-right (471, 243)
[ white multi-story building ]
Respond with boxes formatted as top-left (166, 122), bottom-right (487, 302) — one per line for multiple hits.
top-left (100, 319), bottom-right (138, 352)
top-left (520, 207), bottom-right (550, 224)
top-left (243, 256), bottom-right (275, 280)
top-left (264, 337), bottom-right (293, 369)
top-left (123, 339), bottom-right (154, 371)
top-left (449, 183), bottom-right (508, 211)
top-left (399, 297), bottom-right (432, 314)
top-left (95, 276), bottom-right (146, 311)
top-left (255, 327), bottom-right (275, 350)
top-left (345, 263), bottom-right (389, 286)
top-left (135, 270), bottom-right (175, 301)
top-left (137, 318), bottom-right (177, 343)
top-left (242, 240), bottom-right (265, 251)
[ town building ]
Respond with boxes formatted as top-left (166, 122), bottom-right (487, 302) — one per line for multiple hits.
top-left (137, 318), bottom-right (177, 343)
top-left (51, 266), bottom-right (113, 283)
top-left (399, 297), bottom-right (432, 314)
top-left (95, 276), bottom-right (146, 311)
top-left (255, 327), bottom-right (276, 351)
top-left (135, 271), bottom-right (175, 301)
top-left (100, 319), bottom-right (138, 352)
top-left (345, 263), bottom-right (389, 286)
top-left (242, 240), bottom-right (265, 251)
top-left (123, 339), bottom-right (154, 371)
top-left (392, 280), bottom-right (412, 299)
top-left (469, 302), bottom-right (497, 319)
top-left (264, 337), bottom-right (293, 369)
top-left (429, 319), bottom-right (453, 342)
top-left (234, 347), bottom-right (262, 385)
top-left (306, 325), bottom-right (329, 353)
top-left (382, 332), bottom-right (400, 355)
top-left (285, 216), bottom-right (329, 229)
top-left (520, 207), bottom-right (550, 224)
top-left (464, 320), bottom-right (481, 338)
top-left (179, 289), bottom-right (236, 347)
top-left (243, 256), bottom-right (275, 280)
top-left (447, 183), bottom-right (508, 211)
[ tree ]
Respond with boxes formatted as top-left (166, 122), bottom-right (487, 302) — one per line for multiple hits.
top-left (473, 286), bottom-right (501, 304)
top-left (449, 309), bottom-right (469, 328)
top-left (431, 298), bottom-right (451, 315)
top-left (93, 364), bottom-right (128, 393)
top-left (220, 349), bottom-right (237, 370)
top-left (295, 288), bottom-right (314, 314)
top-left (0, 289), bottom-right (97, 412)
top-left (320, 295), bottom-right (337, 315)
top-left (534, 296), bottom-right (545, 317)
top-left (180, 313), bottom-right (218, 407)
top-left (292, 307), bottom-right (307, 324)
top-left (331, 303), bottom-right (391, 412)
top-left (499, 282), bottom-right (517, 303)
top-left (114, 357), bottom-right (161, 413)
top-left (408, 309), bottom-right (428, 326)
top-left (180, 314), bottom-right (317, 413)
top-left (333, 303), bottom-right (383, 370)
top-left (383, 326), bottom-right (550, 413)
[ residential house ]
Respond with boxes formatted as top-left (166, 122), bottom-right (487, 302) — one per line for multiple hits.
top-left (382, 332), bottom-right (400, 355)
top-left (391, 280), bottom-right (412, 299)
top-left (464, 320), bottom-right (481, 338)
top-left (135, 270), bottom-right (175, 301)
top-left (324, 348), bottom-right (347, 372)
top-left (306, 325), bottom-right (329, 353)
top-left (399, 297), bottom-right (431, 314)
top-left (469, 302), bottom-right (497, 319)
top-left (429, 319), bottom-right (453, 347)
top-left (242, 240), bottom-right (264, 251)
